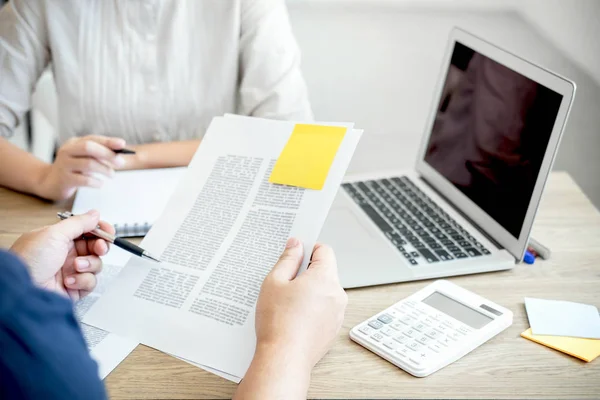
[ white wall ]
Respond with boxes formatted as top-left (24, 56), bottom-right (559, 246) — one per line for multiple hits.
top-left (287, 3), bottom-right (600, 208)
top-left (290, 0), bottom-right (600, 86)
top-left (518, 0), bottom-right (600, 87)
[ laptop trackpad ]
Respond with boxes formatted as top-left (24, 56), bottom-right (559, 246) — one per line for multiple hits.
top-left (319, 206), bottom-right (415, 288)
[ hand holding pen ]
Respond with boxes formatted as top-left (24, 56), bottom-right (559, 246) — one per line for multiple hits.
top-left (10, 210), bottom-right (115, 301)
top-left (58, 211), bottom-right (160, 263)
top-left (35, 135), bottom-right (136, 201)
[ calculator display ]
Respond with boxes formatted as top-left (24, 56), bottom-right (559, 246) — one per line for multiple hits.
top-left (423, 292), bottom-right (493, 329)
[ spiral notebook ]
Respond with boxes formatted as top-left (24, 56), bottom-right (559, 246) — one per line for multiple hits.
top-left (72, 167), bottom-right (186, 237)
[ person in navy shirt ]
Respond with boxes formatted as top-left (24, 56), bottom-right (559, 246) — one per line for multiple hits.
top-left (1, 211), bottom-right (347, 399)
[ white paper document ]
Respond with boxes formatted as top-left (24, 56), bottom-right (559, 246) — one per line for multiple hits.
top-left (525, 297), bottom-right (600, 339)
top-left (72, 167), bottom-right (186, 237)
top-left (74, 247), bottom-right (138, 379)
top-left (84, 116), bottom-right (362, 379)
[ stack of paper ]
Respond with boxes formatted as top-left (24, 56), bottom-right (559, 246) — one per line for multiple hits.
top-left (521, 297), bottom-right (600, 362)
top-left (83, 115), bottom-right (362, 381)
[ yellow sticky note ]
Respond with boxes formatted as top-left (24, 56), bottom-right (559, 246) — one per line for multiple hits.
top-left (521, 328), bottom-right (600, 362)
top-left (269, 124), bottom-right (346, 190)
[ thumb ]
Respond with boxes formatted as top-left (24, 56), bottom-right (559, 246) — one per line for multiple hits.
top-left (53, 210), bottom-right (101, 240)
top-left (270, 238), bottom-right (304, 281)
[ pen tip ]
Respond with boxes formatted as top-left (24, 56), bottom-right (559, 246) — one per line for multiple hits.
top-left (147, 254), bottom-right (161, 263)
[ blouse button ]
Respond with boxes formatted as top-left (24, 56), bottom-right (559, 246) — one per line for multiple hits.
top-left (152, 132), bottom-right (162, 142)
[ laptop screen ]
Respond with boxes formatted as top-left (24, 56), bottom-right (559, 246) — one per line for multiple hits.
top-left (423, 41), bottom-right (563, 238)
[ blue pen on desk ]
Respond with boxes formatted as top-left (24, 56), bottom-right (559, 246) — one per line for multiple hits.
top-left (57, 211), bottom-right (160, 263)
top-left (523, 250), bottom-right (535, 264)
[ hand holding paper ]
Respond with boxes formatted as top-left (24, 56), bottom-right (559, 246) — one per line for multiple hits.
top-left (236, 239), bottom-right (347, 399)
top-left (83, 116), bottom-right (362, 380)
top-left (255, 238), bottom-right (347, 368)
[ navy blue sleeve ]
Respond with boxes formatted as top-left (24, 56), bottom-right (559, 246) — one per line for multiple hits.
top-left (0, 250), bottom-right (107, 400)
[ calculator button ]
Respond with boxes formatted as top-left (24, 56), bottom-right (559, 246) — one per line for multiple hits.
top-left (390, 322), bottom-right (404, 331)
top-left (393, 334), bottom-right (408, 344)
top-left (399, 315), bottom-right (414, 325)
top-left (386, 308), bottom-right (402, 317)
top-left (402, 328), bottom-right (416, 338)
top-left (381, 327), bottom-right (396, 336)
top-left (415, 335), bottom-right (432, 345)
top-left (406, 340), bottom-right (424, 351)
top-left (428, 343), bottom-right (444, 353)
top-left (432, 312), bottom-right (445, 320)
top-left (371, 332), bottom-right (384, 342)
top-left (447, 331), bottom-right (462, 341)
top-left (457, 325), bottom-right (472, 335)
top-left (408, 310), bottom-right (421, 319)
top-left (435, 324), bottom-right (449, 333)
top-left (408, 357), bottom-right (422, 367)
top-left (425, 329), bottom-right (440, 339)
top-left (423, 317), bottom-right (436, 326)
top-left (413, 322), bottom-right (427, 332)
top-left (438, 337), bottom-right (452, 346)
top-left (383, 339), bottom-right (398, 350)
top-left (395, 304), bottom-right (411, 313)
top-left (358, 325), bottom-right (375, 336)
top-left (377, 314), bottom-right (394, 324)
top-left (442, 319), bottom-right (456, 329)
top-left (368, 320), bottom-right (384, 330)
top-left (418, 349), bottom-right (433, 360)
top-left (395, 347), bottom-right (411, 358)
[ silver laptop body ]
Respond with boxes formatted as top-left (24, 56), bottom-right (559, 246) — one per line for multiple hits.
top-left (320, 29), bottom-right (576, 289)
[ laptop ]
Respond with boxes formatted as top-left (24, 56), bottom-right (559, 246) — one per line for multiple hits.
top-left (320, 28), bottom-right (576, 289)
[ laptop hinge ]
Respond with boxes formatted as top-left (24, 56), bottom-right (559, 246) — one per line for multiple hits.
top-left (419, 176), bottom-right (504, 250)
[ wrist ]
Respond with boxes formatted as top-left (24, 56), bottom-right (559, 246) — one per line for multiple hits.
top-left (31, 162), bottom-right (53, 199)
top-left (121, 145), bottom-right (147, 170)
top-left (254, 340), bottom-right (314, 375)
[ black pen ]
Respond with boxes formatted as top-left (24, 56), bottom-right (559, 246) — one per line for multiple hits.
top-left (113, 148), bottom-right (136, 154)
top-left (57, 211), bottom-right (160, 263)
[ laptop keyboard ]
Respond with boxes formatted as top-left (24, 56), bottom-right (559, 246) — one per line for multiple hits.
top-left (342, 176), bottom-right (490, 266)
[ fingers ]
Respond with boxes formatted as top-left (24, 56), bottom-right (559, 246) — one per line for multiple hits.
top-left (88, 237), bottom-right (110, 256)
top-left (70, 172), bottom-right (104, 188)
top-left (84, 135), bottom-right (126, 151)
top-left (98, 220), bottom-right (115, 235)
top-left (53, 210), bottom-right (100, 241)
top-left (83, 221), bottom-right (114, 255)
top-left (73, 255), bottom-right (103, 274)
top-left (61, 136), bottom-right (126, 168)
top-left (308, 243), bottom-right (337, 271)
top-left (70, 157), bottom-right (115, 178)
top-left (64, 272), bottom-right (97, 293)
top-left (270, 238), bottom-right (304, 281)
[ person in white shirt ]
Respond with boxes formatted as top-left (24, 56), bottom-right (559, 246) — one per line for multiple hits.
top-left (0, 0), bottom-right (312, 201)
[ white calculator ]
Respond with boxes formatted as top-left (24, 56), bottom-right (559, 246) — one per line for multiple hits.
top-left (350, 280), bottom-right (512, 377)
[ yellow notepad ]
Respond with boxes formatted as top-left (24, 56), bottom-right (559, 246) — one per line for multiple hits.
top-left (269, 124), bottom-right (347, 190)
top-left (521, 328), bottom-right (600, 362)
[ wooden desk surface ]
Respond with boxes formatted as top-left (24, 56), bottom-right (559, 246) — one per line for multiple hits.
top-left (1, 171), bottom-right (599, 399)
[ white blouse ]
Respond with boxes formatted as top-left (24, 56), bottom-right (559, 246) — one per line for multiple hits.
top-left (0, 0), bottom-right (312, 145)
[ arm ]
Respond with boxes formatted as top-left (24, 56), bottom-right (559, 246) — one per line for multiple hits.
top-left (0, 3), bottom-right (131, 200)
top-left (234, 239), bottom-right (347, 400)
top-left (0, 137), bottom-right (50, 196)
top-left (0, 1), bottom-right (52, 195)
top-left (235, 343), bottom-right (311, 400)
top-left (0, 249), bottom-right (106, 399)
top-left (121, 139), bottom-right (200, 170)
top-left (238, 0), bottom-right (313, 120)
top-left (0, 0), bottom-right (50, 140)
